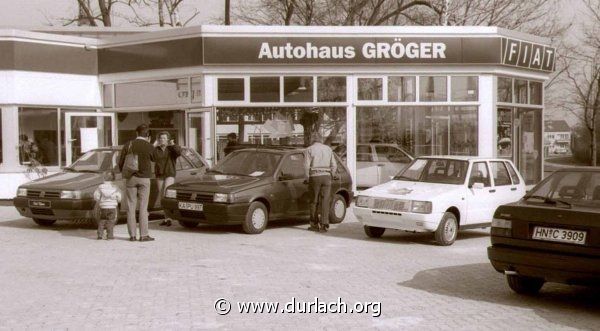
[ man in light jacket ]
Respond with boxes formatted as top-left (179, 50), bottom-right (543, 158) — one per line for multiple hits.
top-left (304, 132), bottom-right (337, 233)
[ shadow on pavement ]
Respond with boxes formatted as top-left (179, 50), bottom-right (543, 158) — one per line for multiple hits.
top-left (149, 218), bottom-right (309, 234)
top-left (399, 263), bottom-right (600, 330)
top-left (319, 221), bottom-right (490, 245)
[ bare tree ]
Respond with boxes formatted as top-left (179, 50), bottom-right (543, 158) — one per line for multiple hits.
top-left (123, 0), bottom-right (200, 27)
top-left (71, 0), bottom-right (117, 26)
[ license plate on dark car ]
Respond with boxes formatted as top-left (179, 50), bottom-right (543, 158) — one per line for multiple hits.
top-left (29, 200), bottom-right (51, 208)
top-left (532, 226), bottom-right (587, 245)
top-left (178, 202), bottom-right (203, 211)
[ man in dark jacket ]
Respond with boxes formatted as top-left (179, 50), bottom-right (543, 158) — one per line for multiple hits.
top-left (118, 124), bottom-right (155, 242)
top-left (153, 131), bottom-right (181, 226)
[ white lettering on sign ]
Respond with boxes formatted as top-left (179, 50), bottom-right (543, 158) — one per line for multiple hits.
top-left (258, 41), bottom-right (446, 60)
top-left (507, 42), bottom-right (519, 62)
top-left (545, 48), bottom-right (554, 67)
top-left (531, 47), bottom-right (542, 66)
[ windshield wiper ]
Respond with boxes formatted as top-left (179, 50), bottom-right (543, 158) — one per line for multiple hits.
top-left (525, 195), bottom-right (572, 208)
top-left (393, 175), bottom-right (415, 181)
top-left (206, 169), bottom-right (224, 174)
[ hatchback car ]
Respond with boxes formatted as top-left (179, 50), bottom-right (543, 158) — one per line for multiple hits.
top-left (14, 146), bottom-right (208, 226)
top-left (488, 168), bottom-right (600, 294)
top-left (161, 146), bottom-right (353, 234)
top-left (353, 156), bottom-right (526, 245)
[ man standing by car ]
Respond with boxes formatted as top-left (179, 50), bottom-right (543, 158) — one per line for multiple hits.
top-left (119, 124), bottom-right (155, 242)
top-left (153, 131), bottom-right (181, 227)
top-left (305, 132), bottom-right (337, 233)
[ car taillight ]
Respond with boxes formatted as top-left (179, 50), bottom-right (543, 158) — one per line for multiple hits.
top-left (491, 218), bottom-right (512, 237)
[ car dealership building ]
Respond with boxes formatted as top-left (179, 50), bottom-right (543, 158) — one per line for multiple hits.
top-left (0, 25), bottom-right (555, 198)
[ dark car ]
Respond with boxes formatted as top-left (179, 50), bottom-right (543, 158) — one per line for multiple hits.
top-left (162, 146), bottom-right (353, 234)
top-left (488, 167), bottom-right (600, 294)
top-left (14, 146), bottom-right (208, 226)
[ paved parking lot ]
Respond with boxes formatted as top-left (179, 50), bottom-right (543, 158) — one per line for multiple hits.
top-left (0, 205), bottom-right (598, 330)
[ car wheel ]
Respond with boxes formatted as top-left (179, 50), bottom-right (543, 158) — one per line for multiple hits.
top-left (506, 275), bottom-right (545, 295)
top-left (364, 225), bottom-right (385, 238)
top-left (178, 220), bottom-right (200, 228)
top-left (434, 212), bottom-right (458, 246)
top-left (243, 201), bottom-right (268, 234)
top-left (329, 194), bottom-right (347, 224)
top-left (32, 218), bottom-right (56, 226)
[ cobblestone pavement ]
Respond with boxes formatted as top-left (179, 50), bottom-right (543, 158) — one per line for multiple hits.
top-left (0, 205), bottom-right (598, 330)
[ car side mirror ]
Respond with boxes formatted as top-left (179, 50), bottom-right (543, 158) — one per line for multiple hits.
top-left (469, 182), bottom-right (485, 190)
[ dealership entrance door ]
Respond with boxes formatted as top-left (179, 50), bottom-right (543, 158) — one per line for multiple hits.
top-left (186, 108), bottom-right (213, 166)
top-left (65, 112), bottom-right (116, 165)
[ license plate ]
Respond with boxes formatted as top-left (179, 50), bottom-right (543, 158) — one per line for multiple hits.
top-left (29, 200), bottom-right (51, 208)
top-left (532, 226), bottom-right (587, 245)
top-left (178, 201), bottom-right (203, 211)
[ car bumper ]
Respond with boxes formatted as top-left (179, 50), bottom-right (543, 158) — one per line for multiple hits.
top-left (162, 198), bottom-right (250, 224)
top-left (488, 245), bottom-right (600, 285)
top-left (13, 197), bottom-right (96, 220)
top-left (352, 206), bottom-right (442, 232)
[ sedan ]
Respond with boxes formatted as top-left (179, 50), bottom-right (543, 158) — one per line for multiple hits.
top-left (162, 146), bottom-right (353, 234)
top-left (14, 146), bottom-right (208, 226)
top-left (488, 167), bottom-right (600, 294)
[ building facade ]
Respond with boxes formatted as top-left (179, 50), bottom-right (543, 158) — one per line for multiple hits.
top-left (0, 25), bottom-right (555, 198)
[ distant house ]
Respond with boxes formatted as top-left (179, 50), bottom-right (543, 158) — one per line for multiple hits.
top-left (544, 120), bottom-right (571, 156)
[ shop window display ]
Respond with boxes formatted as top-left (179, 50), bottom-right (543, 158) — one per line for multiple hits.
top-left (215, 107), bottom-right (346, 161)
top-left (356, 106), bottom-right (477, 188)
top-left (18, 108), bottom-right (59, 167)
top-left (357, 78), bottom-right (383, 100)
top-left (498, 77), bottom-right (513, 103)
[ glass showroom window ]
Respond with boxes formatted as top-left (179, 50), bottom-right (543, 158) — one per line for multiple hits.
top-left (497, 77), bottom-right (513, 103)
top-left (215, 107), bottom-right (346, 161)
top-left (419, 76), bottom-right (447, 101)
top-left (284, 76), bottom-right (314, 102)
top-left (116, 110), bottom-right (185, 145)
top-left (497, 108), bottom-right (513, 159)
top-left (115, 79), bottom-right (190, 107)
top-left (515, 79), bottom-right (528, 104)
top-left (18, 108), bottom-right (59, 166)
top-left (317, 76), bottom-right (347, 102)
top-left (529, 81), bottom-right (543, 105)
top-left (357, 78), bottom-right (383, 101)
top-left (250, 77), bottom-right (280, 102)
top-left (355, 106), bottom-right (478, 188)
top-left (388, 76), bottom-right (416, 102)
top-left (218, 78), bottom-right (245, 101)
top-left (191, 76), bottom-right (203, 103)
top-left (451, 76), bottom-right (478, 101)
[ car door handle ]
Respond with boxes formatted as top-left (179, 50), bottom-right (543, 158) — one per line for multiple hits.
top-left (489, 189), bottom-right (496, 193)
top-left (191, 172), bottom-right (197, 175)
top-left (511, 187), bottom-right (517, 191)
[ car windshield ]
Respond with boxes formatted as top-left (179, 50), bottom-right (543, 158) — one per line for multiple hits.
top-left (66, 150), bottom-right (117, 172)
top-left (394, 158), bottom-right (468, 184)
top-left (525, 171), bottom-right (600, 207)
top-left (211, 150), bottom-right (282, 177)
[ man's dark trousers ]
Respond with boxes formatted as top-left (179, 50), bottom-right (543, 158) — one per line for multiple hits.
top-left (309, 174), bottom-right (332, 227)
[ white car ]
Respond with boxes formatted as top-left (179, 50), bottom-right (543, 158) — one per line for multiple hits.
top-left (353, 156), bottom-right (526, 245)
top-left (334, 143), bottom-right (414, 188)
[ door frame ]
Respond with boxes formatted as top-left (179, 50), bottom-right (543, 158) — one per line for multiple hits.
top-left (185, 107), bottom-right (214, 166)
top-left (64, 112), bottom-right (116, 166)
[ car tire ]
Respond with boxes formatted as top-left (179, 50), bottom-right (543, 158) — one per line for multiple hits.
top-left (32, 218), bottom-right (56, 226)
top-left (328, 194), bottom-right (347, 224)
top-left (364, 225), bottom-right (385, 238)
top-left (242, 201), bottom-right (268, 234)
top-left (178, 220), bottom-right (200, 228)
top-left (434, 212), bottom-right (458, 246)
top-left (506, 275), bottom-right (545, 295)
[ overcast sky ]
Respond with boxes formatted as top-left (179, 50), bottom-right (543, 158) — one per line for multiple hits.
top-left (0, 0), bottom-right (224, 27)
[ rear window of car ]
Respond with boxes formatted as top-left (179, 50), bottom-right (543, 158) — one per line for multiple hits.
top-left (526, 171), bottom-right (600, 206)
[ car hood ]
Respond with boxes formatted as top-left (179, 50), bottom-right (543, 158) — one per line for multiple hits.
top-left (20, 172), bottom-right (102, 191)
top-left (173, 174), bottom-right (269, 193)
top-left (361, 180), bottom-right (463, 201)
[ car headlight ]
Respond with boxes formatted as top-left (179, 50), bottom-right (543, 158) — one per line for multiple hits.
top-left (17, 188), bottom-right (27, 197)
top-left (356, 196), bottom-right (371, 207)
top-left (213, 193), bottom-right (230, 203)
top-left (410, 200), bottom-right (432, 214)
top-left (60, 190), bottom-right (82, 199)
top-left (164, 189), bottom-right (177, 199)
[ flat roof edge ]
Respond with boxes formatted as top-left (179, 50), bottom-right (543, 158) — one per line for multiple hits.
top-left (0, 28), bottom-right (99, 46)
